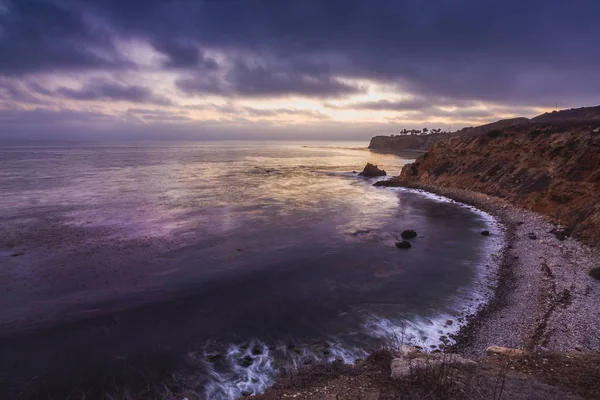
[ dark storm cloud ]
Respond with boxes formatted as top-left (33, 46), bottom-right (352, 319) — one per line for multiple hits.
top-left (151, 38), bottom-right (219, 69)
top-left (56, 80), bottom-right (172, 105)
top-left (176, 60), bottom-right (361, 97)
top-left (75, 0), bottom-right (600, 105)
top-left (0, 0), bottom-right (128, 75)
top-left (2, 0), bottom-right (600, 106)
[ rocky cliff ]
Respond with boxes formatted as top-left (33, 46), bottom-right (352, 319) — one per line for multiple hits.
top-left (378, 107), bottom-right (600, 245)
top-left (368, 133), bottom-right (445, 152)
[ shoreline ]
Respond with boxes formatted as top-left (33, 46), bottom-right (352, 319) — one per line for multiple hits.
top-left (389, 182), bottom-right (600, 355)
top-left (257, 180), bottom-right (600, 400)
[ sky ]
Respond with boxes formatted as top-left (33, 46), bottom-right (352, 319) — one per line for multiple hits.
top-left (1, 0), bottom-right (599, 141)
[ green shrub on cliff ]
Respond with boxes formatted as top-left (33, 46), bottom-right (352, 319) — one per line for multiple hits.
top-left (589, 267), bottom-right (600, 280)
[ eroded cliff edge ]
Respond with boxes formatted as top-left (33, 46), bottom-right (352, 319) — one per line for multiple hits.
top-left (377, 108), bottom-right (600, 246)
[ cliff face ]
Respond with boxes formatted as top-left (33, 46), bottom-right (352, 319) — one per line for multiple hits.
top-left (386, 120), bottom-right (600, 244)
top-left (368, 133), bottom-right (446, 151)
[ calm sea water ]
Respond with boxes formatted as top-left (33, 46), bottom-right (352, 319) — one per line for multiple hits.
top-left (0, 141), bottom-right (502, 399)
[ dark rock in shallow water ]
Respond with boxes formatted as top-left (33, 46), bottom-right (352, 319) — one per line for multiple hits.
top-left (400, 229), bottom-right (417, 239)
top-left (358, 163), bottom-right (386, 177)
top-left (395, 241), bottom-right (412, 249)
top-left (251, 346), bottom-right (263, 355)
top-left (481, 230), bottom-right (490, 236)
top-left (239, 355), bottom-right (254, 367)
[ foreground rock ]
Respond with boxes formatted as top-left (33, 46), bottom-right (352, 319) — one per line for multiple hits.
top-left (486, 346), bottom-right (526, 356)
top-left (390, 346), bottom-right (475, 379)
top-left (359, 163), bottom-right (386, 177)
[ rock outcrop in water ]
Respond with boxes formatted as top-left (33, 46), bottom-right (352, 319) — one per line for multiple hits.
top-left (359, 163), bottom-right (386, 177)
top-left (400, 229), bottom-right (417, 239)
top-left (376, 105), bottom-right (600, 245)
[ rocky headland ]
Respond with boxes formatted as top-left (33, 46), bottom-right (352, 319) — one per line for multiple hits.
top-left (258, 106), bottom-right (600, 399)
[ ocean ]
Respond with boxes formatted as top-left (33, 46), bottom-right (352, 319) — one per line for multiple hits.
top-left (0, 141), bottom-right (502, 399)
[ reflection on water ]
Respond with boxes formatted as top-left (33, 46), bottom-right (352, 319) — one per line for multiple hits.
top-left (0, 142), bottom-right (502, 399)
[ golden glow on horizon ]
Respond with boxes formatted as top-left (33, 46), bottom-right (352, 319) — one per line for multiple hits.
top-left (5, 71), bottom-right (551, 129)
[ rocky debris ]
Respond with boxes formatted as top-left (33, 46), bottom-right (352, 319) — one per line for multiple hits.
top-left (481, 230), bottom-right (490, 236)
top-left (527, 232), bottom-right (538, 240)
top-left (390, 346), bottom-right (475, 379)
top-left (400, 229), bottom-right (417, 239)
top-left (486, 346), bottom-right (526, 356)
top-left (251, 346), bottom-right (263, 355)
top-left (10, 252), bottom-right (25, 257)
top-left (359, 163), bottom-right (386, 177)
top-left (549, 228), bottom-right (571, 241)
top-left (395, 241), bottom-right (411, 249)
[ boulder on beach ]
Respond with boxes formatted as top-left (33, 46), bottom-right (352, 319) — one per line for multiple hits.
top-left (486, 346), bottom-right (525, 357)
top-left (481, 230), bottom-right (490, 236)
top-left (358, 163), bottom-right (386, 177)
top-left (401, 229), bottom-right (417, 239)
top-left (390, 346), bottom-right (475, 379)
top-left (395, 240), bottom-right (411, 249)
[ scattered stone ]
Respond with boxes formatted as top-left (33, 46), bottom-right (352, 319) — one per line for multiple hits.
top-left (251, 346), bottom-right (263, 355)
top-left (400, 229), bottom-right (417, 239)
top-left (10, 252), bottom-right (25, 257)
top-left (549, 228), bottom-right (571, 241)
top-left (481, 230), bottom-right (490, 236)
top-left (527, 233), bottom-right (537, 240)
top-left (446, 319), bottom-right (453, 326)
top-left (486, 346), bottom-right (525, 356)
top-left (589, 267), bottom-right (600, 280)
top-left (395, 241), bottom-right (411, 249)
top-left (358, 163), bottom-right (386, 177)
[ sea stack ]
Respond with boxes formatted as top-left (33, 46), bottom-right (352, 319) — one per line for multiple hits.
top-left (359, 163), bottom-right (386, 177)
